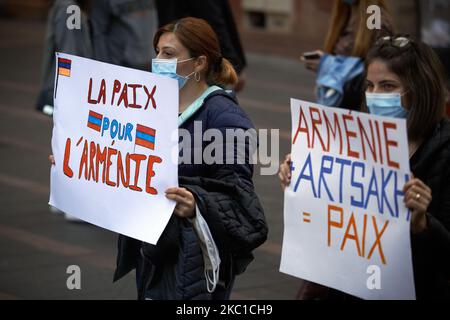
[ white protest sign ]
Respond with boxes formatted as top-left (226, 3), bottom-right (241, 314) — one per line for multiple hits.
top-left (49, 53), bottom-right (179, 245)
top-left (280, 99), bottom-right (416, 300)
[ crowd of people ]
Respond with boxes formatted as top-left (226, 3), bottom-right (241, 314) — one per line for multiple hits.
top-left (44, 0), bottom-right (449, 300)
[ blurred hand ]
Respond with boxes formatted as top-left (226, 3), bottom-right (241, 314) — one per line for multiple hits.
top-left (234, 70), bottom-right (247, 92)
top-left (165, 187), bottom-right (196, 218)
top-left (49, 154), bottom-right (55, 165)
top-left (403, 176), bottom-right (431, 234)
top-left (278, 154), bottom-right (292, 190)
top-left (300, 50), bottom-right (324, 72)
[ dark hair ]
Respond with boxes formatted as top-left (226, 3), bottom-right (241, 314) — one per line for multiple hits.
top-left (366, 35), bottom-right (448, 141)
top-left (153, 17), bottom-right (238, 87)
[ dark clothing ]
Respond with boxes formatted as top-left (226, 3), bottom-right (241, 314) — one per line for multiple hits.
top-left (333, 8), bottom-right (393, 111)
top-left (410, 118), bottom-right (450, 299)
top-left (114, 89), bottom-right (267, 300)
top-left (36, 0), bottom-right (93, 112)
top-left (90, 0), bottom-right (158, 70)
top-left (325, 119), bottom-right (450, 301)
top-left (155, 0), bottom-right (247, 74)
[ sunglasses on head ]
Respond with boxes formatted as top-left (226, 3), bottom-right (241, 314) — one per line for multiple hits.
top-left (377, 36), bottom-right (411, 48)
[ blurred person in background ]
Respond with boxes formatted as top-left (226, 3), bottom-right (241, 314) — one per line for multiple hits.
top-left (113, 17), bottom-right (267, 300)
top-left (301, 0), bottom-right (393, 111)
top-left (89, 0), bottom-right (158, 71)
top-left (155, 0), bottom-right (247, 92)
top-left (279, 35), bottom-right (450, 299)
top-left (36, 0), bottom-right (93, 117)
top-left (284, 0), bottom-right (394, 299)
top-left (37, 0), bottom-right (94, 221)
top-left (40, 0), bottom-right (158, 220)
top-left (419, 0), bottom-right (450, 116)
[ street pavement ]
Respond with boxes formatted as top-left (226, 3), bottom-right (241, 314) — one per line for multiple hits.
top-left (0, 18), bottom-right (316, 300)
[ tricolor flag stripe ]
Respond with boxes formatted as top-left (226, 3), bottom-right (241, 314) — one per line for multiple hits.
top-left (58, 58), bottom-right (71, 77)
top-left (135, 124), bottom-right (156, 150)
top-left (58, 62), bottom-right (71, 69)
top-left (136, 131), bottom-right (155, 143)
top-left (88, 116), bottom-right (102, 127)
top-left (87, 122), bottom-right (101, 132)
top-left (58, 58), bottom-right (71, 64)
top-left (58, 67), bottom-right (70, 76)
top-left (89, 110), bottom-right (103, 119)
top-left (136, 124), bottom-right (156, 136)
top-left (135, 138), bottom-right (155, 150)
top-left (87, 110), bottom-right (103, 132)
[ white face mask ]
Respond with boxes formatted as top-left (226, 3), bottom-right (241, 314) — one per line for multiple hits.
top-left (365, 92), bottom-right (408, 119)
top-left (192, 206), bottom-right (221, 293)
top-left (151, 57), bottom-right (195, 89)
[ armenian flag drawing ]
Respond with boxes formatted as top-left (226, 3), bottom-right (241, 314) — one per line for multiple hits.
top-left (87, 110), bottom-right (103, 132)
top-left (54, 55), bottom-right (73, 99)
top-left (135, 124), bottom-right (156, 150)
top-left (58, 57), bottom-right (72, 77)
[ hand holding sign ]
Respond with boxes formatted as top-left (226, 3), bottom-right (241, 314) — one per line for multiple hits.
top-left (278, 154), bottom-right (292, 190)
top-left (280, 99), bottom-right (416, 300)
top-left (50, 53), bottom-right (179, 245)
top-left (165, 187), bottom-right (196, 218)
top-left (403, 177), bottom-right (431, 234)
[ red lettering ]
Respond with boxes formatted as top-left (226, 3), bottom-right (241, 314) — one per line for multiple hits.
top-left (105, 147), bottom-right (117, 187)
top-left (310, 107), bottom-right (327, 151)
top-left (358, 118), bottom-right (377, 162)
top-left (88, 141), bottom-right (96, 181)
top-left (111, 80), bottom-right (121, 105)
top-left (78, 140), bottom-right (88, 180)
top-left (342, 114), bottom-right (359, 159)
top-left (63, 138), bottom-right (73, 178)
top-left (128, 84), bottom-right (143, 109)
top-left (328, 205), bottom-right (343, 247)
top-left (146, 155), bottom-right (162, 195)
top-left (98, 79), bottom-right (106, 105)
top-left (383, 122), bottom-right (400, 169)
top-left (129, 154), bottom-right (146, 192)
top-left (323, 111), bottom-right (343, 155)
top-left (117, 84), bottom-right (128, 108)
top-left (87, 78), bottom-right (97, 104)
top-left (293, 107), bottom-right (310, 147)
top-left (116, 151), bottom-right (130, 188)
top-left (144, 85), bottom-right (157, 110)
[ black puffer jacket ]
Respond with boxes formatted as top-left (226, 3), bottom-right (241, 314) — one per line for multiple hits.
top-left (410, 118), bottom-right (450, 299)
top-left (113, 90), bottom-right (266, 299)
top-left (180, 167), bottom-right (268, 275)
top-left (134, 167), bottom-right (267, 300)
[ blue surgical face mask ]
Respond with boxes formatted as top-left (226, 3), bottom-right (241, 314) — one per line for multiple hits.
top-left (366, 92), bottom-right (408, 119)
top-left (151, 58), bottom-right (195, 89)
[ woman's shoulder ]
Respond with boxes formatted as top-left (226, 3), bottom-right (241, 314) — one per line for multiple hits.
top-left (417, 119), bottom-right (450, 167)
top-left (202, 89), bottom-right (255, 130)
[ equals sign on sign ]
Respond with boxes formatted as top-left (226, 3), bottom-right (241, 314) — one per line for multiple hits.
top-left (302, 212), bottom-right (312, 223)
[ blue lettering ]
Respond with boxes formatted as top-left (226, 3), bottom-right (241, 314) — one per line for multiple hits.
top-left (318, 155), bottom-right (334, 202)
top-left (350, 161), bottom-right (365, 208)
top-left (101, 117), bottom-right (110, 137)
top-left (125, 123), bottom-right (134, 142)
top-left (364, 168), bottom-right (382, 214)
top-left (335, 157), bottom-right (351, 203)
top-left (293, 153), bottom-right (317, 198)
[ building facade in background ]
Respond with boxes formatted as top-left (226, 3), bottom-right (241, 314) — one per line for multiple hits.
top-left (0, 0), bottom-right (422, 58)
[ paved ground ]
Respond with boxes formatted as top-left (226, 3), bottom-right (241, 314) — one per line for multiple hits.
top-left (0, 18), bottom-right (316, 300)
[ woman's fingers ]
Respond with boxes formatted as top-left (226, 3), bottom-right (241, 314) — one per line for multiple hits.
top-left (278, 155), bottom-right (293, 190)
top-left (48, 154), bottom-right (55, 165)
top-left (405, 198), bottom-right (428, 214)
top-left (405, 185), bottom-right (432, 203)
top-left (165, 187), bottom-right (195, 218)
top-left (165, 193), bottom-right (185, 203)
top-left (404, 179), bottom-right (432, 202)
